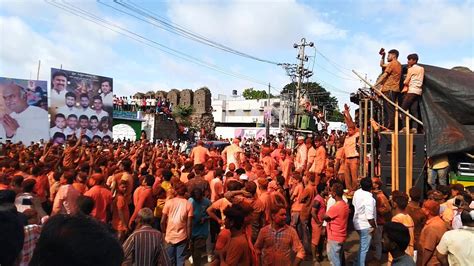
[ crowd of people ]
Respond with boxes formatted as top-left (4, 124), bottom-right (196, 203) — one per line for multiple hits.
top-left (0, 96), bottom-right (473, 266)
top-left (113, 95), bottom-right (174, 115)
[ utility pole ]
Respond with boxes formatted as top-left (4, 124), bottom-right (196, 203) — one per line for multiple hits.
top-left (266, 83), bottom-right (271, 139)
top-left (293, 38), bottom-right (314, 130)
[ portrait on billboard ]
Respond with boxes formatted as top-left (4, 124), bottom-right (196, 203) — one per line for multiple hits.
top-left (0, 77), bottom-right (49, 144)
top-left (50, 68), bottom-right (113, 143)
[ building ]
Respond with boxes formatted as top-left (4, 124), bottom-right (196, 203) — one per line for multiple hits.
top-left (212, 94), bottom-right (284, 139)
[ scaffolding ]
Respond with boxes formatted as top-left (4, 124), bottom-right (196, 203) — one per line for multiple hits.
top-left (353, 71), bottom-right (424, 194)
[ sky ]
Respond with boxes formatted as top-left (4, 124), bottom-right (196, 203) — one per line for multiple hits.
top-left (1, 0), bottom-right (473, 111)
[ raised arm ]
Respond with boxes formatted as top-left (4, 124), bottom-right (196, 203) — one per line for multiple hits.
top-left (343, 104), bottom-right (356, 130)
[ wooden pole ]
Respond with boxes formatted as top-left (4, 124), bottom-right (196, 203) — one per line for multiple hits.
top-left (406, 114), bottom-right (411, 193)
top-left (405, 114), bottom-right (414, 193)
top-left (359, 100), bottom-right (364, 177)
top-left (352, 70), bottom-right (423, 126)
top-left (391, 132), bottom-right (396, 189)
top-left (394, 101), bottom-right (399, 190)
top-left (36, 60), bottom-right (41, 81)
top-left (363, 98), bottom-right (369, 177)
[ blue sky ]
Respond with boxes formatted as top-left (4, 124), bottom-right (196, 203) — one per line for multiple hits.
top-left (1, 0), bottom-right (473, 110)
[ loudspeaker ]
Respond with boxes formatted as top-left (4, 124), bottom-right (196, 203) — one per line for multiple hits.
top-left (380, 133), bottom-right (426, 168)
top-left (380, 165), bottom-right (426, 195)
top-left (299, 115), bottom-right (310, 129)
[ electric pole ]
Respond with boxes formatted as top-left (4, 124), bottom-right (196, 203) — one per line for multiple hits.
top-left (266, 83), bottom-right (271, 139)
top-left (293, 38), bottom-right (314, 129)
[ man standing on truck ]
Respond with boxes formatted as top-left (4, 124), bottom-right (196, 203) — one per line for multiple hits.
top-left (375, 48), bottom-right (402, 131)
top-left (400, 53), bottom-right (424, 134)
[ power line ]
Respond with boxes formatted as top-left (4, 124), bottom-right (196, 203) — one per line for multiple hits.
top-left (315, 62), bottom-right (360, 81)
top-left (103, 0), bottom-right (282, 66)
top-left (316, 79), bottom-right (351, 95)
top-left (46, 0), bottom-right (281, 94)
top-left (315, 48), bottom-right (353, 72)
top-left (313, 48), bottom-right (360, 81)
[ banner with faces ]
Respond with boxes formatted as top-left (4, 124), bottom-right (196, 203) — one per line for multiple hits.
top-left (50, 68), bottom-right (113, 145)
top-left (0, 77), bottom-right (49, 144)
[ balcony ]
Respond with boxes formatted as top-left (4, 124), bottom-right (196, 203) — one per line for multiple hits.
top-left (113, 110), bottom-right (144, 121)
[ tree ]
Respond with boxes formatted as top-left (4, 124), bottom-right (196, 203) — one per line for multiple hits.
top-left (172, 104), bottom-right (194, 126)
top-left (282, 82), bottom-right (344, 122)
top-left (242, 88), bottom-right (275, 100)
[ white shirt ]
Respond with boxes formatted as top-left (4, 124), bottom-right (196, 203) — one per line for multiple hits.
top-left (90, 129), bottom-right (100, 137)
top-left (63, 127), bottom-right (77, 137)
top-left (98, 130), bottom-right (113, 138)
top-left (179, 142), bottom-right (188, 153)
top-left (50, 89), bottom-right (67, 107)
top-left (222, 144), bottom-right (242, 168)
top-left (56, 105), bottom-right (76, 118)
top-left (76, 107), bottom-right (95, 119)
top-left (352, 188), bottom-right (376, 230)
top-left (295, 144), bottom-right (308, 171)
top-left (5, 106), bottom-right (49, 143)
top-left (436, 226), bottom-right (474, 266)
top-left (405, 64), bottom-right (424, 95)
top-left (50, 126), bottom-right (65, 138)
top-left (101, 92), bottom-right (113, 106)
top-left (89, 109), bottom-right (109, 122)
top-left (76, 128), bottom-right (93, 139)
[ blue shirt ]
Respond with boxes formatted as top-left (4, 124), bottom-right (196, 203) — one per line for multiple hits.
top-left (188, 197), bottom-right (211, 238)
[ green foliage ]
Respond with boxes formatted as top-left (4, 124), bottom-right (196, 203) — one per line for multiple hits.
top-left (172, 105), bottom-right (194, 126)
top-left (242, 88), bottom-right (274, 100)
top-left (173, 105), bottom-right (194, 119)
top-left (282, 82), bottom-right (344, 122)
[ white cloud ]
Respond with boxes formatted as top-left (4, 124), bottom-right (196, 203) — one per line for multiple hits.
top-left (167, 0), bottom-right (347, 51)
top-left (356, 0), bottom-right (473, 46)
top-left (404, 0), bottom-right (473, 45)
top-left (435, 57), bottom-right (474, 71)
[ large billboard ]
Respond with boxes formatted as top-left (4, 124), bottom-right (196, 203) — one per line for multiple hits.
top-left (50, 68), bottom-right (113, 143)
top-left (0, 77), bottom-right (49, 144)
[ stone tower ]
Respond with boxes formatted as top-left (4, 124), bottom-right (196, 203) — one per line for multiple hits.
top-left (179, 89), bottom-right (194, 107)
top-left (193, 87), bottom-right (211, 114)
top-left (155, 90), bottom-right (167, 100)
top-left (167, 89), bottom-right (180, 107)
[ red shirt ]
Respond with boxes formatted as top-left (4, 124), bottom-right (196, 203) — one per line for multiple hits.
top-left (33, 175), bottom-right (49, 202)
top-left (85, 185), bottom-right (112, 223)
top-left (326, 200), bottom-right (349, 243)
top-left (129, 186), bottom-right (154, 226)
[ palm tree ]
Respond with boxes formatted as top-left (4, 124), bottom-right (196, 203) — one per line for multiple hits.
top-left (172, 105), bottom-right (194, 126)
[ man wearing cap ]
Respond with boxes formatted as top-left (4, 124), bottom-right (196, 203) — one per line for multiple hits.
top-left (419, 200), bottom-right (449, 265)
top-left (295, 136), bottom-right (307, 173)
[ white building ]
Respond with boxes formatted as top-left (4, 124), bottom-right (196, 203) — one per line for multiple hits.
top-left (212, 94), bottom-right (286, 139)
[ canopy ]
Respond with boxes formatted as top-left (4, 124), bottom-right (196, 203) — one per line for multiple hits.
top-left (419, 65), bottom-right (474, 157)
